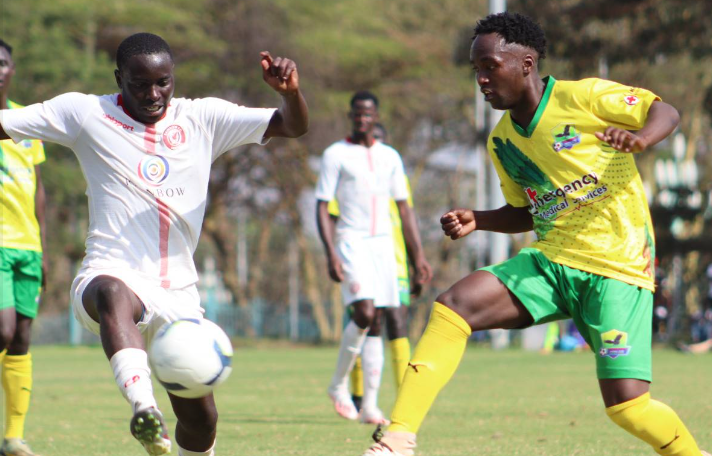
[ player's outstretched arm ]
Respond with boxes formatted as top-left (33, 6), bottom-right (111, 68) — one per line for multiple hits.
top-left (261, 51), bottom-right (309, 139)
top-left (594, 100), bottom-right (679, 153)
top-left (441, 205), bottom-right (532, 240)
top-left (396, 200), bottom-right (433, 288)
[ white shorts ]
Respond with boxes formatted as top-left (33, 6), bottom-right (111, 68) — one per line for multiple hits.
top-left (70, 268), bottom-right (204, 345)
top-left (337, 235), bottom-right (399, 308)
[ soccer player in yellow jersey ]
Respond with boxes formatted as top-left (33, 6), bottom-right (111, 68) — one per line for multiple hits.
top-left (362, 12), bottom-right (709, 456)
top-left (0, 39), bottom-right (46, 456)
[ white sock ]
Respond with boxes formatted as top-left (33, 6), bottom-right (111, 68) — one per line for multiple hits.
top-left (329, 320), bottom-right (368, 393)
top-left (178, 440), bottom-right (215, 456)
top-left (110, 348), bottom-right (158, 413)
top-left (361, 335), bottom-right (384, 412)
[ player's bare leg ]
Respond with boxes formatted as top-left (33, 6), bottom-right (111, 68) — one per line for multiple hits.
top-left (168, 393), bottom-right (218, 456)
top-left (364, 271), bottom-right (530, 455)
top-left (83, 275), bottom-right (169, 455)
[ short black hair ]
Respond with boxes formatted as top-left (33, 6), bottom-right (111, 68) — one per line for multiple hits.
top-left (350, 90), bottom-right (379, 109)
top-left (474, 12), bottom-right (547, 60)
top-left (116, 33), bottom-right (173, 71)
top-left (0, 39), bottom-right (12, 56)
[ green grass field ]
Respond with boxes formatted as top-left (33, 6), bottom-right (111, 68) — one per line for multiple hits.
top-left (14, 344), bottom-right (712, 455)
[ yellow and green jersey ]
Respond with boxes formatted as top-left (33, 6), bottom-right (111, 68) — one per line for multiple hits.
top-left (328, 177), bottom-right (413, 281)
top-left (1, 100), bottom-right (45, 252)
top-left (488, 76), bottom-right (658, 291)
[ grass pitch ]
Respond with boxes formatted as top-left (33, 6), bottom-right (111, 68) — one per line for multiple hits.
top-left (17, 344), bottom-right (712, 455)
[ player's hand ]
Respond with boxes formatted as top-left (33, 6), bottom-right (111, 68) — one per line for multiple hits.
top-left (327, 255), bottom-right (345, 283)
top-left (260, 52), bottom-right (300, 96)
top-left (595, 127), bottom-right (648, 153)
top-left (412, 256), bottom-right (433, 293)
top-left (441, 209), bottom-right (476, 240)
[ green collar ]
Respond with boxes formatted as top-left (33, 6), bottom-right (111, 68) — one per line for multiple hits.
top-left (510, 75), bottom-right (555, 138)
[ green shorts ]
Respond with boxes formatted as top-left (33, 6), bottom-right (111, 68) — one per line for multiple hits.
top-left (398, 277), bottom-right (411, 306)
top-left (482, 248), bottom-right (653, 382)
top-left (0, 247), bottom-right (43, 318)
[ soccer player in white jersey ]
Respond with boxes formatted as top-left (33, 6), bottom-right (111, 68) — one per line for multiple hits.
top-left (316, 91), bottom-right (432, 425)
top-left (0, 33), bottom-right (308, 456)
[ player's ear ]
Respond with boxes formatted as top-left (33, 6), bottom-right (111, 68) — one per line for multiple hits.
top-left (114, 69), bottom-right (122, 90)
top-left (522, 54), bottom-right (535, 76)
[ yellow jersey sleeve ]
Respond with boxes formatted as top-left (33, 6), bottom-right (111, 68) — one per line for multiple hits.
top-left (588, 79), bottom-right (660, 130)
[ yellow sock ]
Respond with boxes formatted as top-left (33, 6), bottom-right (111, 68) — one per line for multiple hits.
top-left (606, 392), bottom-right (701, 455)
top-left (389, 337), bottom-right (411, 390)
top-left (0, 350), bottom-right (5, 364)
top-left (389, 302), bottom-right (471, 434)
top-left (350, 356), bottom-right (364, 397)
top-left (3, 353), bottom-right (33, 439)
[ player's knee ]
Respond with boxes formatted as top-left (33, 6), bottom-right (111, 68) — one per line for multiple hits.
top-left (353, 304), bottom-right (377, 328)
top-left (385, 312), bottom-right (407, 340)
top-left (0, 326), bottom-right (14, 351)
top-left (92, 278), bottom-right (130, 314)
top-left (7, 328), bottom-right (31, 354)
top-left (435, 290), bottom-right (464, 315)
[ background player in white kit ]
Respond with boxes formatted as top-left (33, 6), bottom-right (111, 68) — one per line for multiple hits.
top-left (0, 33), bottom-right (308, 456)
top-left (315, 91), bottom-right (432, 425)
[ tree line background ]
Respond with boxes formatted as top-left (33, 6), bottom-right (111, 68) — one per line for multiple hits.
top-left (4, 0), bottom-right (712, 342)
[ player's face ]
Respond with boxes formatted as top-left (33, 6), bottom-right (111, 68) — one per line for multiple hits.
top-left (373, 125), bottom-right (387, 143)
top-left (115, 52), bottom-right (175, 125)
top-left (348, 100), bottom-right (378, 136)
top-left (0, 47), bottom-right (15, 97)
top-left (470, 33), bottom-right (525, 110)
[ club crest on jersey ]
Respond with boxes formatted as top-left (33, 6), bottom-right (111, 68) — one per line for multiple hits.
top-left (599, 329), bottom-right (631, 359)
top-left (624, 95), bottom-right (640, 106)
top-left (162, 125), bottom-right (186, 150)
top-left (551, 124), bottom-right (581, 152)
top-left (138, 155), bottom-right (170, 186)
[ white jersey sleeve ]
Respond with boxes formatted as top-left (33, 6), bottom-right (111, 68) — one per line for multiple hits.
top-left (315, 144), bottom-right (340, 201)
top-left (389, 148), bottom-right (409, 201)
top-left (0, 92), bottom-right (90, 147)
top-left (195, 97), bottom-right (276, 161)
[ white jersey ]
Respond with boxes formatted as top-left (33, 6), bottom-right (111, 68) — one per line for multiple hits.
top-left (1, 92), bottom-right (275, 289)
top-left (315, 138), bottom-right (408, 241)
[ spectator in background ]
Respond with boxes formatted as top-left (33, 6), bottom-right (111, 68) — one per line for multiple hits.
top-left (677, 262), bottom-right (712, 354)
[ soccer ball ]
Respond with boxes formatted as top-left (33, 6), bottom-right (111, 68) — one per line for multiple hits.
top-left (148, 318), bottom-right (233, 399)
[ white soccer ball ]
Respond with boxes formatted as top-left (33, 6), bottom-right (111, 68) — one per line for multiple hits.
top-left (149, 318), bottom-right (233, 399)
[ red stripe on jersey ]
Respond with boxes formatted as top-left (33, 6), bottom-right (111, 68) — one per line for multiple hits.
top-left (144, 125), bottom-right (157, 155)
top-left (157, 198), bottom-right (172, 289)
top-left (142, 126), bottom-right (171, 288)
